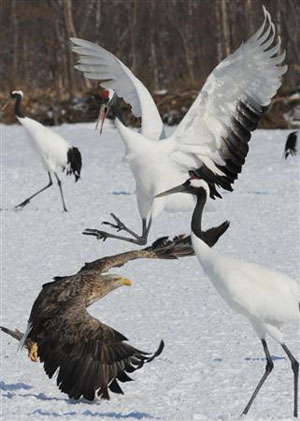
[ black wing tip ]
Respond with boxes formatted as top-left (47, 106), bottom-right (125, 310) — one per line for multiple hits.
top-left (145, 339), bottom-right (165, 363)
top-left (224, 220), bottom-right (230, 229)
top-left (67, 147), bottom-right (82, 181)
top-left (149, 235), bottom-right (194, 259)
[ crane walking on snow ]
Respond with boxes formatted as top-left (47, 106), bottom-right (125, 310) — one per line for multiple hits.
top-left (1, 91), bottom-right (82, 212)
top-left (156, 175), bottom-right (299, 418)
top-left (71, 7), bottom-right (286, 245)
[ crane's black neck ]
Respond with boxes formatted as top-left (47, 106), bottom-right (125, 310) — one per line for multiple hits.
top-left (191, 189), bottom-right (206, 240)
top-left (14, 95), bottom-right (25, 118)
top-left (111, 94), bottom-right (126, 125)
top-left (191, 188), bottom-right (229, 247)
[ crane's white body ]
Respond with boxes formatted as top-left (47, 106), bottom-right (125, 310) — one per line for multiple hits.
top-left (71, 7), bottom-right (287, 227)
top-left (155, 175), bottom-right (299, 416)
top-left (7, 90), bottom-right (82, 211)
top-left (116, 120), bottom-right (196, 218)
top-left (17, 116), bottom-right (70, 173)
top-left (192, 233), bottom-right (299, 343)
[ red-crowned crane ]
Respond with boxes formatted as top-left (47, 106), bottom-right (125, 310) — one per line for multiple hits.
top-left (2, 90), bottom-right (82, 212)
top-left (71, 7), bottom-right (286, 244)
top-left (156, 175), bottom-right (299, 418)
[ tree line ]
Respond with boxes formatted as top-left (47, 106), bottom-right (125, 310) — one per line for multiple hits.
top-left (0, 0), bottom-right (299, 103)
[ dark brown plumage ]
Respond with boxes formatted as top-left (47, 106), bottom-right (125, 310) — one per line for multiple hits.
top-left (1, 234), bottom-right (194, 401)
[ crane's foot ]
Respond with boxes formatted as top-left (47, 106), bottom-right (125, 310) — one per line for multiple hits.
top-left (29, 342), bottom-right (39, 362)
top-left (83, 228), bottom-right (147, 245)
top-left (83, 213), bottom-right (149, 245)
top-left (102, 213), bottom-right (129, 232)
top-left (83, 228), bottom-right (110, 241)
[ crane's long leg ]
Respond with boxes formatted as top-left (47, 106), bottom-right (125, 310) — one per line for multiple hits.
top-left (281, 343), bottom-right (299, 418)
top-left (242, 339), bottom-right (274, 415)
top-left (54, 173), bottom-right (68, 212)
top-left (83, 217), bottom-right (152, 245)
top-left (15, 172), bottom-right (53, 209)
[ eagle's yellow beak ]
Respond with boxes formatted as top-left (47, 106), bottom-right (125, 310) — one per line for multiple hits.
top-left (122, 278), bottom-right (132, 287)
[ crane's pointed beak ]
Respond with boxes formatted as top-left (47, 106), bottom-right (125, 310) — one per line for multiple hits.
top-left (96, 103), bottom-right (110, 135)
top-left (1, 97), bottom-right (11, 111)
top-left (155, 183), bottom-right (186, 198)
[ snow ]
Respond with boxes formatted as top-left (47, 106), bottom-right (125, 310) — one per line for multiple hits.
top-left (1, 121), bottom-right (299, 421)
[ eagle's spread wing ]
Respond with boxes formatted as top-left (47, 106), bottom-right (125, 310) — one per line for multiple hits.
top-left (27, 274), bottom-right (164, 401)
top-left (80, 234), bottom-right (194, 273)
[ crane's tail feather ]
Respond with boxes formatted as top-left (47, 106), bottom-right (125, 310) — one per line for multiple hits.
top-left (202, 221), bottom-right (230, 248)
top-left (66, 147), bottom-right (82, 181)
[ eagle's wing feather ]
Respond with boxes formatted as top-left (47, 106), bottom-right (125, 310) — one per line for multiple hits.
top-left (27, 274), bottom-right (163, 401)
top-left (79, 234), bottom-right (194, 273)
top-left (37, 307), bottom-right (163, 400)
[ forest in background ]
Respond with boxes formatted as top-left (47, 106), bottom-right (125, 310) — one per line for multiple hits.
top-left (0, 0), bottom-right (299, 127)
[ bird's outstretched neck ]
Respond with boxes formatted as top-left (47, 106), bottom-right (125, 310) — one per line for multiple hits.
top-left (14, 94), bottom-right (25, 118)
top-left (110, 93), bottom-right (126, 126)
top-left (192, 188), bottom-right (229, 247)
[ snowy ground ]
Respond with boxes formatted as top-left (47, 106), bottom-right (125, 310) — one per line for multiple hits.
top-left (0, 122), bottom-right (299, 421)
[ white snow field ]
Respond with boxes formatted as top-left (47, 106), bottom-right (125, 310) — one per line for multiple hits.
top-left (0, 122), bottom-right (299, 421)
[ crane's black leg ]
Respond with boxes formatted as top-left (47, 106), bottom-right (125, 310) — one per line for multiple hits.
top-left (15, 172), bottom-right (53, 209)
top-left (54, 173), bottom-right (67, 212)
top-left (83, 217), bottom-right (152, 245)
top-left (242, 339), bottom-right (274, 415)
top-left (281, 343), bottom-right (299, 418)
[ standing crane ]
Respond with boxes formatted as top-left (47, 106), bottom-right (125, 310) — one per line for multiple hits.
top-left (155, 175), bottom-right (299, 418)
top-left (71, 7), bottom-right (286, 244)
top-left (1, 90), bottom-right (82, 212)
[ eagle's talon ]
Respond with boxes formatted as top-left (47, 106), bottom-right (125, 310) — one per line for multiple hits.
top-left (29, 342), bottom-right (39, 362)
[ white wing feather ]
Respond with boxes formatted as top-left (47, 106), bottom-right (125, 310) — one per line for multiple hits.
top-left (71, 38), bottom-right (163, 141)
top-left (168, 7), bottom-right (287, 176)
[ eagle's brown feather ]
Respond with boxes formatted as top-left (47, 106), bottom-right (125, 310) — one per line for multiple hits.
top-left (1, 235), bottom-right (193, 400)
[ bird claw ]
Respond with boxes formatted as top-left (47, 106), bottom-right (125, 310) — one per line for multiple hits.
top-left (82, 228), bottom-right (108, 241)
top-left (29, 343), bottom-right (39, 363)
top-left (102, 213), bottom-right (126, 232)
top-left (102, 221), bottom-right (120, 231)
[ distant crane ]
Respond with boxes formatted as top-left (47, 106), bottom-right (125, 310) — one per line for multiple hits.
top-left (1, 90), bottom-right (82, 212)
top-left (71, 7), bottom-right (286, 244)
top-left (156, 175), bottom-right (299, 418)
top-left (284, 131), bottom-right (299, 159)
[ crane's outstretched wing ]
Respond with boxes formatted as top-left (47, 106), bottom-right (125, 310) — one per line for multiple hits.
top-left (71, 38), bottom-right (164, 141)
top-left (166, 7), bottom-right (287, 198)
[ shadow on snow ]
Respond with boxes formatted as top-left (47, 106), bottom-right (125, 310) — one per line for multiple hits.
top-left (31, 409), bottom-right (157, 419)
